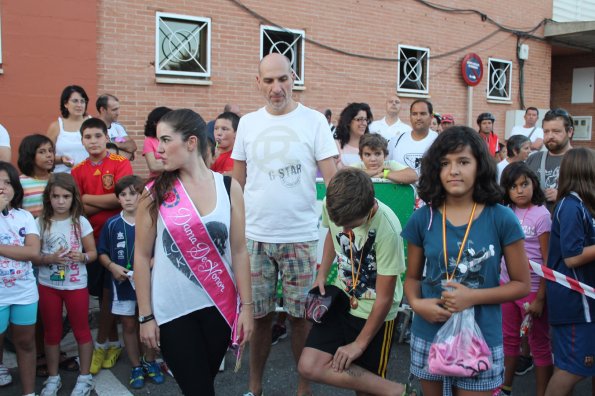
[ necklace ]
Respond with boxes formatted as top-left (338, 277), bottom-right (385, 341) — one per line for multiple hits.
top-left (515, 204), bottom-right (532, 226)
top-left (348, 233), bottom-right (367, 309)
top-left (122, 214), bottom-right (135, 270)
top-left (442, 202), bottom-right (477, 282)
top-left (347, 203), bottom-right (377, 309)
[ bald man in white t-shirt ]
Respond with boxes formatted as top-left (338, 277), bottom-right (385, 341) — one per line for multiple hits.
top-left (369, 94), bottom-right (411, 141)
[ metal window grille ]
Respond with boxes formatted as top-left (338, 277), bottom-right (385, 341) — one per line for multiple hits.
top-left (260, 25), bottom-right (305, 85)
top-left (155, 12), bottom-right (211, 78)
top-left (487, 58), bottom-right (512, 101)
top-left (397, 45), bottom-right (430, 94)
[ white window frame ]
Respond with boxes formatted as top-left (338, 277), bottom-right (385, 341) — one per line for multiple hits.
top-left (487, 58), bottom-right (513, 101)
top-left (155, 12), bottom-right (211, 78)
top-left (397, 45), bottom-right (430, 95)
top-left (260, 25), bottom-right (305, 85)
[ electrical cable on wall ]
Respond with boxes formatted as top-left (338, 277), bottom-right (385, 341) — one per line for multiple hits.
top-left (229, 0), bottom-right (547, 62)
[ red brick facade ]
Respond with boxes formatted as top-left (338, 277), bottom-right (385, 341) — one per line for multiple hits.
top-left (4, 1), bottom-right (591, 177)
top-left (551, 53), bottom-right (595, 149)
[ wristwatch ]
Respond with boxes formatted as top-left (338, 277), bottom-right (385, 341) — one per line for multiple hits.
top-left (138, 313), bottom-right (155, 324)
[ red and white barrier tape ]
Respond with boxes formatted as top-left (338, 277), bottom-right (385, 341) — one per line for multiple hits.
top-left (529, 260), bottom-right (595, 300)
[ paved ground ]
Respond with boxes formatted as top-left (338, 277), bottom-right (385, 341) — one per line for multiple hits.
top-left (2, 301), bottom-right (593, 395)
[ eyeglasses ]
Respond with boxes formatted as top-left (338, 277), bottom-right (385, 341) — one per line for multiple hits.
top-left (353, 117), bottom-right (369, 123)
top-left (69, 98), bottom-right (87, 105)
top-left (546, 108), bottom-right (570, 117)
top-left (545, 108), bottom-right (574, 127)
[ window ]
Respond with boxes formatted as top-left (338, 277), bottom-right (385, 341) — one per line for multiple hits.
top-left (155, 12), bottom-right (211, 78)
top-left (260, 25), bottom-right (305, 85)
top-left (397, 45), bottom-right (430, 95)
top-left (487, 58), bottom-right (512, 101)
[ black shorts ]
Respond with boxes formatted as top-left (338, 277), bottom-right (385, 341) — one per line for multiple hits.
top-left (305, 309), bottom-right (396, 377)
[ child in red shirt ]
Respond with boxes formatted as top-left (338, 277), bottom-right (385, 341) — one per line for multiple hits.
top-left (71, 117), bottom-right (132, 374)
top-left (211, 112), bottom-right (239, 175)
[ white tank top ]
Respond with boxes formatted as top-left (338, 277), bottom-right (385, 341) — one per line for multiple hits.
top-left (54, 117), bottom-right (88, 174)
top-left (151, 172), bottom-right (234, 325)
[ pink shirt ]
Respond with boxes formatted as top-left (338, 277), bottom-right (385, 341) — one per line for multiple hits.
top-left (143, 137), bottom-right (162, 177)
top-left (142, 137), bottom-right (162, 160)
top-left (500, 204), bottom-right (551, 292)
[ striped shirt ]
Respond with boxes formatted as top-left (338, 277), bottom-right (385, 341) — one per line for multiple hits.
top-left (20, 175), bottom-right (49, 218)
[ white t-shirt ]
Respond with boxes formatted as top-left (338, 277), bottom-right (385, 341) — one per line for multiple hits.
top-left (231, 103), bottom-right (338, 243)
top-left (496, 159), bottom-right (511, 183)
top-left (0, 124), bottom-right (10, 148)
top-left (151, 172), bottom-right (234, 325)
top-left (369, 117), bottom-right (411, 141)
top-left (0, 209), bottom-right (40, 305)
top-left (54, 117), bottom-right (88, 174)
top-left (108, 122), bottom-right (128, 142)
top-left (336, 141), bottom-right (360, 167)
top-left (387, 130), bottom-right (438, 172)
top-left (510, 125), bottom-right (543, 143)
top-left (37, 216), bottom-right (93, 290)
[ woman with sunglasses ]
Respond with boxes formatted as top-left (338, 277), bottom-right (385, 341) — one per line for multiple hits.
top-left (334, 103), bottom-right (373, 168)
top-left (46, 85), bottom-right (91, 173)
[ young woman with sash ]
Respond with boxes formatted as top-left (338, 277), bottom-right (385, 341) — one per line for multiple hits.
top-left (134, 109), bottom-right (253, 395)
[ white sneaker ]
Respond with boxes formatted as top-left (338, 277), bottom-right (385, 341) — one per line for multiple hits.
top-left (40, 375), bottom-right (62, 396)
top-left (0, 363), bottom-right (12, 386)
top-left (70, 375), bottom-right (95, 396)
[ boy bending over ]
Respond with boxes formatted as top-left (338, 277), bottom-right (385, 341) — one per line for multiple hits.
top-left (298, 168), bottom-right (414, 396)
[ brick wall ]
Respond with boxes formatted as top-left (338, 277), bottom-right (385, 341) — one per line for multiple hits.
top-left (97, 0), bottom-right (554, 178)
top-left (551, 53), bottom-right (595, 149)
top-left (0, 0), bottom-right (97, 162)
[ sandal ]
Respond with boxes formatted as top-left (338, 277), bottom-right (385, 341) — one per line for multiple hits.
top-left (36, 354), bottom-right (49, 377)
top-left (58, 353), bottom-right (79, 372)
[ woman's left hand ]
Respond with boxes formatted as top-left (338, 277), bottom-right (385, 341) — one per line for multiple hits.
top-left (441, 282), bottom-right (475, 312)
top-left (236, 308), bottom-right (254, 347)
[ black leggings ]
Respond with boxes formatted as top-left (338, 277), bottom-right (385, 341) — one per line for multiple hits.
top-left (159, 307), bottom-right (231, 395)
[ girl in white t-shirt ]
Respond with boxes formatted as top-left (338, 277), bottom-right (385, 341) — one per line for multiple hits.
top-left (0, 161), bottom-right (41, 396)
top-left (35, 173), bottom-right (97, 396)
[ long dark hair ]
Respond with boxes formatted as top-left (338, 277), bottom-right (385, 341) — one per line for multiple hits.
top-left (557, 147), bottom-right (595, 216)
top-left (60, 85), bottom-right (89, 118)
top-left (334, 103), bottom-right (373, 148)
top-left (39, 173), bottom-right (84, 240)
top-left (418, 126), bottom-right (501, 208)
top-left (147, 109), bottom-right (207, 224)
top-left (144, 106), bottom-right (173, 137)
top-left (0, 161), bottom-right (25, 209)
top-left (18, 134), bottom-right (55, 176)
top-left (500, 162), bottom-right (546, 207)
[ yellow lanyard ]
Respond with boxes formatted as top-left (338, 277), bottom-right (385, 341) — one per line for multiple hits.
top-left (442, 202), bottom-right (477, 282)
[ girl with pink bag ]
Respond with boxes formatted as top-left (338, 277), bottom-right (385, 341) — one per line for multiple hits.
top-left (402, 127), bottom-right (530, 396)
